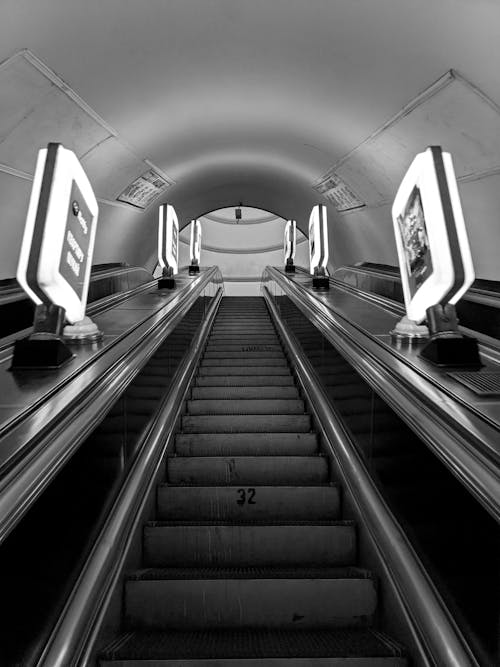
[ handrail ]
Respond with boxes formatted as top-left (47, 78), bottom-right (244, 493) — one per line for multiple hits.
top-left (37, 286), bottom-right (222, 666)
top-left (0, 267), bottom-right (222, 546)
top-left (0, 265), bottom-right (149, 306)
top-left (263, 286), bottom-right (478, 667)
top-left (331, 264), bottom-right (500, 309)
top-left (263, 267), bottom-right (500, 525)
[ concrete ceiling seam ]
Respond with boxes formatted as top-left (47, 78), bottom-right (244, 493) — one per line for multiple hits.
top-left (0, 48), bottom-right (175, 211)
top-left (313, 68), bottom-right (500, 216)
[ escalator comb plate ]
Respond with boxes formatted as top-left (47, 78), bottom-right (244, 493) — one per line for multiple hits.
top-left (447, 371), bottom-right (500, 396)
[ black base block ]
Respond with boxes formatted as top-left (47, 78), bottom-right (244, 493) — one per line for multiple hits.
top-left (419, 335), bottom-right (482, 369)
top-left (158, 277), bottom-right (176, 289)
top-left (188, 265), bottom-right (200, 275)
top-left (312, 276), bottom-right (330, 290)
top-left (11, 337), bottom-right (74, 370)
top-left (285, 264), bottom-right (296, 273)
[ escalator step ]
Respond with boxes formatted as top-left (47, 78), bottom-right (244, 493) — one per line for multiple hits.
top-left (196, 375), bottom-right (295, 386)
top-left (181, 414), bottom-right (311, 433)
top-left (191, 386), bottom-right (299, 399)
top-left (186, 399), bottom-right (305, 415)
top-left (157, 485), bottom-right (340, 521)
top-left (143, 522), bottom-right (356, 567)
top-left (205, 343), bottom-right (281, 351)
top-left (175, 432), bottom-right (318, 456)
top-left (166, 456), bottom-right (328, 485)
top-left (203, 350), bottom-right (284, 358)
top-left (100, 628), bottom-right (407, 665)
top-left (198, 366), bottom-right (292, 376)
top-left (124, 568), bottom-right (377, 629)
top-left (201, 357), bottom-right (287, 367)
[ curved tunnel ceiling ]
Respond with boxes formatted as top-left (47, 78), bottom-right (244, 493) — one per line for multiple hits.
top-left (1, 1), bottom-right (500, 276)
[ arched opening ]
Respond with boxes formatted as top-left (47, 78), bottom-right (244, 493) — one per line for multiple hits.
top-left (177, 206), bottom-right (309, 295)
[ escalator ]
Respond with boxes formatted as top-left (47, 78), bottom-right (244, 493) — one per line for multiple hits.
top-left (100, 296), bottom-right (407, 665)
top-left (1, 275), bottom-right (496, 664)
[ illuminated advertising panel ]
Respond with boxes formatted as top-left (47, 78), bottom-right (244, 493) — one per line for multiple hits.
top-left (284, 220), bottom-right (296, 262)
top-left (16, 143), bottom-right (99, 323)
top-left (309, 204), bottom-right (329, 275)
top-left (158, 204), bottom-right (179, 274)
top-left (190, 219), bottom-right (202, 266)
top-left (392, 146), bottom-right (474, 323)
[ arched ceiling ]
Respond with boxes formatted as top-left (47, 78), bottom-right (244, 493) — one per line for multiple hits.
top-left (1, 0), bottom-right (500, 275)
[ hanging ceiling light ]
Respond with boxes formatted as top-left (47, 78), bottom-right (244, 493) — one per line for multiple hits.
top-left (235, 202), bottom-right (242, 223)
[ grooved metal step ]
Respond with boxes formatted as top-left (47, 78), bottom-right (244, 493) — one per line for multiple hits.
top-left (186, 399), bottom-right (305, 415)
top-left (143, 522), bottom-right (356, 567)
top-left (174, 432), bottom-right (319, 457)
top-left (196, 375), bottom-right (295, 386)
top-left (191, 386), bottom-right (300, 400)
top-left (157, 485), bottom-right (340, 521)
top-left (198, 366), bottom-right (292, 376)
top-left (124, 568), bottom-right (377, 629)
top-left (212, 325), bottom-right (275, 332)
top-left (201, 358), bottom-right (287, 367)
top-left (206, 344), bottom-right (281, 351)
top-left (166, 456), bottom-right (328, 485)
top-left (181, 414), bottom-right (311, 433)
top-left (100, 628), bottom-right (408, 665)
top-left (203, 350), bottom-right (284, 359)
top-left (207, 335), bottom-right (280, 342)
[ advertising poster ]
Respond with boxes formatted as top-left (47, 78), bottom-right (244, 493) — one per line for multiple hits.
top-left (397, 185), bottom-right (433, 298)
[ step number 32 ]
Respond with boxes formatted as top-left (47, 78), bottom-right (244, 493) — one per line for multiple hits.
top-left (236, 488), bottom-right (256, 505)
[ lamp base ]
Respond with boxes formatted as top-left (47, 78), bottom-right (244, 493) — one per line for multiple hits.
top-left (188, 265), bottom-right (200, 275)
top-left (285, 264), bottom-right (296, 273)
top-left (419, 335), bottom-right (482, 369)
top-left (313, 276), bottom-right (329, 290)
top-left (158, 277), bottom-right (176, 289)
top-left (11, 336), bottom-right (73, 370)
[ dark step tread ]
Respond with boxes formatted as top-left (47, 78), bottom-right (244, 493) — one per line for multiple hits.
top-left (101, 628), bottom-right (406, 660)
top-left (197, 366), bottom-right (292, 375)
top-left (147, 520), bottom-right (354, 527)
top-left (181, 414), bottom-right (311, 433)
top-left (196, 375), bottom-right (295, 386)
top-left (166, 456), bottom-right (328, 485)
top-left (127, 567), bottom-right (373, 580)
top-left (186, 399), bottom-right (305, 414)
top-left (174, 432), bottom-right (318, 456)
top-left (191, 386), bottom-right (300, 399)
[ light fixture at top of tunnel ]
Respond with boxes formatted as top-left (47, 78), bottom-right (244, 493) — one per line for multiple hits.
top-left (235, 203), bottom-right (242, 222)
top-left (391, 146), bottom-right (474, 324)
